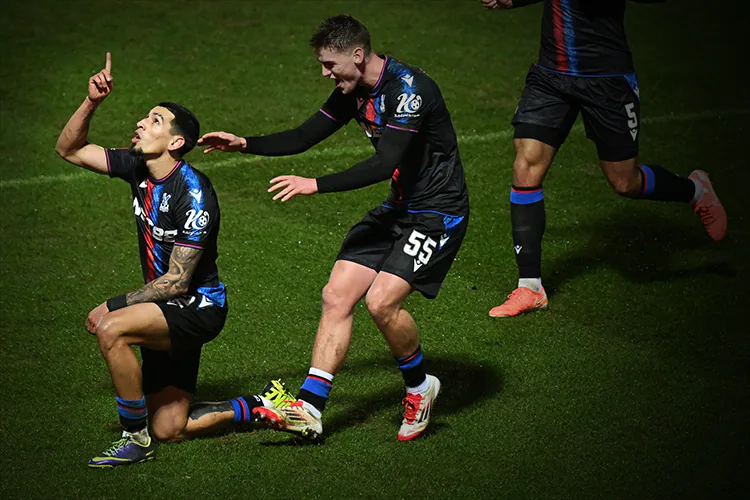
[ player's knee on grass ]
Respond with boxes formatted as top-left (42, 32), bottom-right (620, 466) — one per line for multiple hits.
top-left (150, 409), bottom-right (188, 442)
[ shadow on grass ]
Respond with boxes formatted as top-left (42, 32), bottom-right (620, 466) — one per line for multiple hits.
top-left (543, 207), bottom-right (735, 297)
top-left (194, 355), bottom-right (502, 444)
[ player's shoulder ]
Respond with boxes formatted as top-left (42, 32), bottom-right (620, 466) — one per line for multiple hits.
top-left (386, 58), bottom-right (433, 87)
top-left (383, 57), bottom-right (437, 99)
top-left (173, 162), bottom-right (218, 198)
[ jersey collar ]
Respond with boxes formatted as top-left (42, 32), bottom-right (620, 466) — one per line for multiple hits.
top-left (149, 160), bottom-right (184, 184)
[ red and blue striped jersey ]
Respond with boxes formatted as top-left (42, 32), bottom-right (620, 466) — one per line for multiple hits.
top-left (535, 0), bottom-right (635, 75)
top-left (319, 56), bottom-right (469, 215)
top-left (105, 149), bottom-right (225, 305)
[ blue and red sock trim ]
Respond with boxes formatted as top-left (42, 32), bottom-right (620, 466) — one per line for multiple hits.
top-left (639, 165), bottom-right (656, 197)
top-left (510, 186), bottom-right (544, 205)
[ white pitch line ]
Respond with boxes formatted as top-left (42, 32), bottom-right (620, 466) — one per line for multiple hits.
top-left (2, 108), bottom-right (748, 190)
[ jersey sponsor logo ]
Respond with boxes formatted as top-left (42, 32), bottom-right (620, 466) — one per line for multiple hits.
top-left (185, 209), bottom-right (210, 231)
top-left (403, 230), bottom-right (437, 273)
top-left (401, 74), bottom-right (414, 87)
top-left (133, 197), bottom-right (177, 242)
top-left (189, 189), bottom-right (203, 203)
top-left (396, 93), bottom-right (422, 115)
top-left (159, 193), bottom-right (171, 213)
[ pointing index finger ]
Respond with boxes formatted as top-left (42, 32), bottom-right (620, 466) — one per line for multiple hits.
top-left (105, 52), bottom-right (112, 73)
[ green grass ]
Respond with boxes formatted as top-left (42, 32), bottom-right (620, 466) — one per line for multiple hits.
top-left (1, 1), bottom-right (748, 498)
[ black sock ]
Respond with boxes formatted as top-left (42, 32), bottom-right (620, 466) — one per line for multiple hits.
top-left (395, 345), bottom-right (426, 389)
top-left (510, 186), bottom-right (546, 278)
top-left (116, 396), bottom-right (148, 433)
top-left (297, 369), bottom-right (334, 412)
top-left (639, 165), bottom-right (696, 202)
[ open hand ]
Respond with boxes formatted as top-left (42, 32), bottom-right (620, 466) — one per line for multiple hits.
top-left (198, 131), bottom-right (247, 153)
top-left (88, 52), bottom-right (113, 103)
top-left (268, 175), bottom-right (318, 202)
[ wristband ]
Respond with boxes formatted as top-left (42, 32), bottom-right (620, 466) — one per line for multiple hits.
top-left (106, 295), bottom-right (128, 311)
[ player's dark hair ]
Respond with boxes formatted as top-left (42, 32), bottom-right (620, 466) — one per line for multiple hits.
top-left (309, 15), bottom-right (371, 55)
top-left (158, 101), bottom-right (200, 157)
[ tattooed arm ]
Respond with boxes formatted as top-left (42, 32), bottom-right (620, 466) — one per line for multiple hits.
top-left (55, 53), bottom-right (113, 174)
top-left (125, 245), bottom-right (203, 305)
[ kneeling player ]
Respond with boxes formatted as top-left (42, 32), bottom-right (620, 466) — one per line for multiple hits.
top-left (55, 53), bottom-right (295, 467)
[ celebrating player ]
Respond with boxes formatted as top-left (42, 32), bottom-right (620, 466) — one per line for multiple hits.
top-left (55, 53), bottom-right (295, 467)
top-left (480, 0), bottom-right (727, 317)
top-left (199, 15), bottom-right (470, 441)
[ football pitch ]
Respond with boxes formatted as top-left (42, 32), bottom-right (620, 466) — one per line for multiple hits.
top-left (1, 1), bottom-right (747, 498)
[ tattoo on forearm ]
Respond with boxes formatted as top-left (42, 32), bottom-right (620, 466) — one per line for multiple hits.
top-left (126, 246), bottom-right (202, 305)
top-left (188, 401), bottom-right (233, 421)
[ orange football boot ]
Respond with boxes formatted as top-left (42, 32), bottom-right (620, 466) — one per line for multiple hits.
top-left (489, 286), bottom-right (548, 318)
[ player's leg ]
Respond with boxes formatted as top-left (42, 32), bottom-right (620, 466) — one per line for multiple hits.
top-left (253, 260), bottom-right (377, 439)
top-left (179, 380), bottom-right (297, 439)
top-left (491, 68), bottom-right (579, 317)
top-left (88, 303), bottom-right (169, 468)
top-left (583, 74), bottom-right (726, 241)
top-left (373, 210), bottom-right (468, 440)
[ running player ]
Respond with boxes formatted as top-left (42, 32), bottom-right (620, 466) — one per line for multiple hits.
top-left (55, 53), bottom-right (295, 467)
top-left (199, 15), bottom-right (470, 441)
top-left (480, 0), bottom-right (727, 317)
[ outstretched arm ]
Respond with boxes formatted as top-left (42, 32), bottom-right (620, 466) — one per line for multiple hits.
top-left (198, 111), bottom-right (342, 156)
top-left (55, 53), bottom-right (113, 174)
top-left (267, 126), bottom-right (413, 202)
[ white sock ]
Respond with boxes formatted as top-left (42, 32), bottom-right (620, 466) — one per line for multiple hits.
top-left (260, 396), bottom-right (274, 408)
top-left (690, 178), bottom-right (704, 206)
top-left (300, 400), bottom-right (322, 419)
top-left (124, 427), bottom-right (150, 445)
top-left (406, 377), bottom-right (431, 395)
top-left (518, 278), bottom-right (542, 292)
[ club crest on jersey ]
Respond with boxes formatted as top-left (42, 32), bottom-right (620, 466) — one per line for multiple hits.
top-left (159, 193), bottom-right (171, 213)
top-left (396, 93), bottom-right (421, 116)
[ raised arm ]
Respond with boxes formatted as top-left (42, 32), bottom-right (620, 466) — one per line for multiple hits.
top-left (198, 111), bottom-right (342, 156)
top-left (55, 53), bottom-right (113, 174)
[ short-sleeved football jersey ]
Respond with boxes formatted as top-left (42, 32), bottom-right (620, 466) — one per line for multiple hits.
top-left (105, 149), bottom-right (226, 306)
top-left (319, 56), bottom-right (469, 216)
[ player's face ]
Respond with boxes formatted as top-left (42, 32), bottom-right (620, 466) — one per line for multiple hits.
top-left (130, 106), bottom-right (183, 156)
top-left (317, 47), bottom-right (363, 94)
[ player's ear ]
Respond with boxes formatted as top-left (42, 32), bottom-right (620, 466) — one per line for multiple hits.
top-left (353, 47), bottom-right (364, 65)
top-left (168, 136), bottom-right (186, 152)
